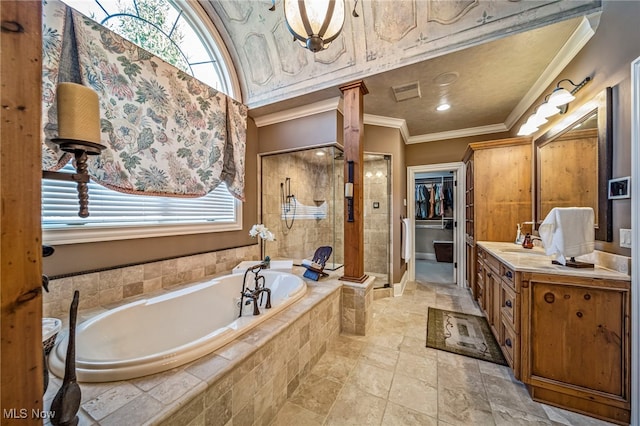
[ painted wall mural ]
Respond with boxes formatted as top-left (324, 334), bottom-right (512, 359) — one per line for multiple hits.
top-left (201, 0), bottom-right (601, 108)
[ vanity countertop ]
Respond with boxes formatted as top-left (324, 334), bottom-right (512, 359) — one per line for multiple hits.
top-left (477, 241), bottom-right (631, 281)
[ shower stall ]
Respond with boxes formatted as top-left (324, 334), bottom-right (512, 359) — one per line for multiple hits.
top-left (260, 147), bottom-right (391, 287)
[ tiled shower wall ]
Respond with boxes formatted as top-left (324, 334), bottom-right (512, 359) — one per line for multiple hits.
top-left (43, 245), bottom-right (260, 319)
top-left (363, 157), bottom-right (390, 277)
top-left (260, 149), bottom-right (391, 279)
top-left (261, 149), bottom-right (343, 265)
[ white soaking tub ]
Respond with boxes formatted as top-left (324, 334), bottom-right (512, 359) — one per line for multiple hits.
top-left (48, 270), bottom-right (306, 382)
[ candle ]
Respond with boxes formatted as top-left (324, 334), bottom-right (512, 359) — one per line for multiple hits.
top-left (56, 83), bottom-right (101, 144)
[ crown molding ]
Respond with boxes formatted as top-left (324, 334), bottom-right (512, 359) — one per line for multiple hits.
top-left (504, 15), bottom-right (598, 130)
top-left (252, 97), bottom-right (342, 127)
top-left (407, 123), bottom-right (509, 144)
top-left (363, 114), bottom-right (410, 143)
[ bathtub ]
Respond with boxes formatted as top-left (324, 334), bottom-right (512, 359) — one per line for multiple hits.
top-left (48, 270), bottom-right (306, 382)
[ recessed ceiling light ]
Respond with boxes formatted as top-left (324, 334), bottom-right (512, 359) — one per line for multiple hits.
top-left (436, 103), bottom-right (451, 111)
top-left (433, 71), bottom-right (459, 87)
top-left (316, 151), bottom-right (325, 156)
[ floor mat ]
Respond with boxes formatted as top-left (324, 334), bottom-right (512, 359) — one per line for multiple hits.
top-left (426, 307), bottom-right (507, 365)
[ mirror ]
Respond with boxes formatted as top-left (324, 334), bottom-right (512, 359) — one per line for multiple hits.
top-left (534, 87), bottom-right (612, 242)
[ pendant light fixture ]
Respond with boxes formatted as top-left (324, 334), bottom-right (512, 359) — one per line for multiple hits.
top-left (282, 0), bottom-right (345, 52)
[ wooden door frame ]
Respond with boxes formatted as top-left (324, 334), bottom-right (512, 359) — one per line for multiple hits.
top-left (407, 162), bottom-right (465, 287)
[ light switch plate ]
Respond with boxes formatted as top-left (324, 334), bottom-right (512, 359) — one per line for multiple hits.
top-left (620, 228), bottom-right (631, 248)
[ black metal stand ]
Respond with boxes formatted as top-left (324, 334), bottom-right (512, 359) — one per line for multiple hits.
top-left (51, 291), bottom-right (81, 426)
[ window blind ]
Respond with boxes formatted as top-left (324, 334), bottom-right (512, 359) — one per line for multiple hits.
top-left (42, 164), bottom-right (236, 228)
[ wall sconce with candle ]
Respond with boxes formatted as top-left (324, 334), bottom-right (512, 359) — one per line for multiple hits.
top-left (42, 83), bottom-right (105, 218)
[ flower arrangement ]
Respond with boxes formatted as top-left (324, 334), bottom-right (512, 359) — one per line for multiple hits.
top-left (249, 224), bottom-right (275, 267)
top-left (249, 224), bottom-right (275, 241)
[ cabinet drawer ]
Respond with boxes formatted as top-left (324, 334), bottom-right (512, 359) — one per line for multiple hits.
top-left (500, 319), bottom-right (518, 370)
top-left (485, 253), bottom-right (501, 273)
top-left (500, 264), bottom-right (516, 290)
top-left (500, 281), bottom-right (518, 330)
top-left (476, 247), bottom-right (485, 261)
top-left (476, 278), bottom-right (485, 310)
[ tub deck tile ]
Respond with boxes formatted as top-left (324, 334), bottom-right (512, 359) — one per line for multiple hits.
top-left (238, 318), bottom-right (288, 347)
top-left (130, 366), bottom-right (186, 392)
top-left (148, 371), bottom-right (205, 405)
top-left (99, 394), bottom-right (164, 426)
top-left (185, 353), bottom-right (232, 385)
top-left (215, 340), bottom-right (256, 362)
top-left (82, 382), bottom-right (142, 421)
top-left (156, 393), bottom-right (204, 426)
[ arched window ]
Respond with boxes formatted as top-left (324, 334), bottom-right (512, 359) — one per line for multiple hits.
top-left (61, 0), bottom-right (236, 96)
top-left (43, 0), bottom-right (242, 245)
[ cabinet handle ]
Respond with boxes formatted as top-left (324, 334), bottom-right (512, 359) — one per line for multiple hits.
top-left (505, 271), bottom-right (513, 279)
top-left (505, 338), bottom-right (512, 348)
top-left (505, 300), bottom-right (512, 308)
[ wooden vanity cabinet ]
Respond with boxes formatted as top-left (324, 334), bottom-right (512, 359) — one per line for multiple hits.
top-left (520, 272), bottom-right (631, 424)
top-left (476, 246), bottom-right (521, 379)
top-left (476, 243), bottom-right (631, 424)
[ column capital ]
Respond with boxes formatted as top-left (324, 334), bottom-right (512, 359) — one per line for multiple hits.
top-left (339, 80), bottom-right (369, 95)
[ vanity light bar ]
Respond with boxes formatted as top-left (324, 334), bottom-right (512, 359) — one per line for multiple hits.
top-left (518, 76), bottom-right (592, 136)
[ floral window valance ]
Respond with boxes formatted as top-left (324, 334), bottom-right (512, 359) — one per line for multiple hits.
top-left (42, 0), bottom-right (247, 200)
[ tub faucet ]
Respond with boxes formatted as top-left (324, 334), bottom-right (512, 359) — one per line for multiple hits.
top-left (242, 286), bottom-right (272, 316)
top-left (239, 262), bottom-right (270, 317)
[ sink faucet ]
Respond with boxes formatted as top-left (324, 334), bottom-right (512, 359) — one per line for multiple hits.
top-left (239, 262), bottom-right (271, 317)
top-left (530, 235), bottom-right (544, 247)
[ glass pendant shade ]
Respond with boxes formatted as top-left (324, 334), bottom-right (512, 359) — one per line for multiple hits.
top-left (526, 112), bottom-right (548, 127)
top-left (547, 87), bottom-right (575, 107)
top-left (537, 101), bottom-right (560, 118)
top-left (517, 122), bottom-right (538, 136)
top-left (284, 0), bottom-right (345, 52)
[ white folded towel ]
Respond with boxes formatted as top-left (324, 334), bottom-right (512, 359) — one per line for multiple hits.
top-left (538, 207), bottom-right (595, 265)
top-left (401, 218), bottom-right (412, 261)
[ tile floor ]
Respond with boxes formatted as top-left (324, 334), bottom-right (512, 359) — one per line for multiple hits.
top-left (416, 260), bottom-right (455, 285)
top-left (271, 280), bottom-right (615, 425)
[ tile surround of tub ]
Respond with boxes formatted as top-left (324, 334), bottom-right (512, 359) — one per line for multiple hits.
top-left (43, 245), bottom-right (260, 320)
top-left (341, 276), bottom-right (375, 336)
top-left (43, 268), bottom-right (341, 426)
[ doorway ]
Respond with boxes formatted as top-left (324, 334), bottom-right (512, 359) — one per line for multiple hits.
top-left (407, 162), bottom-right (466, 287)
